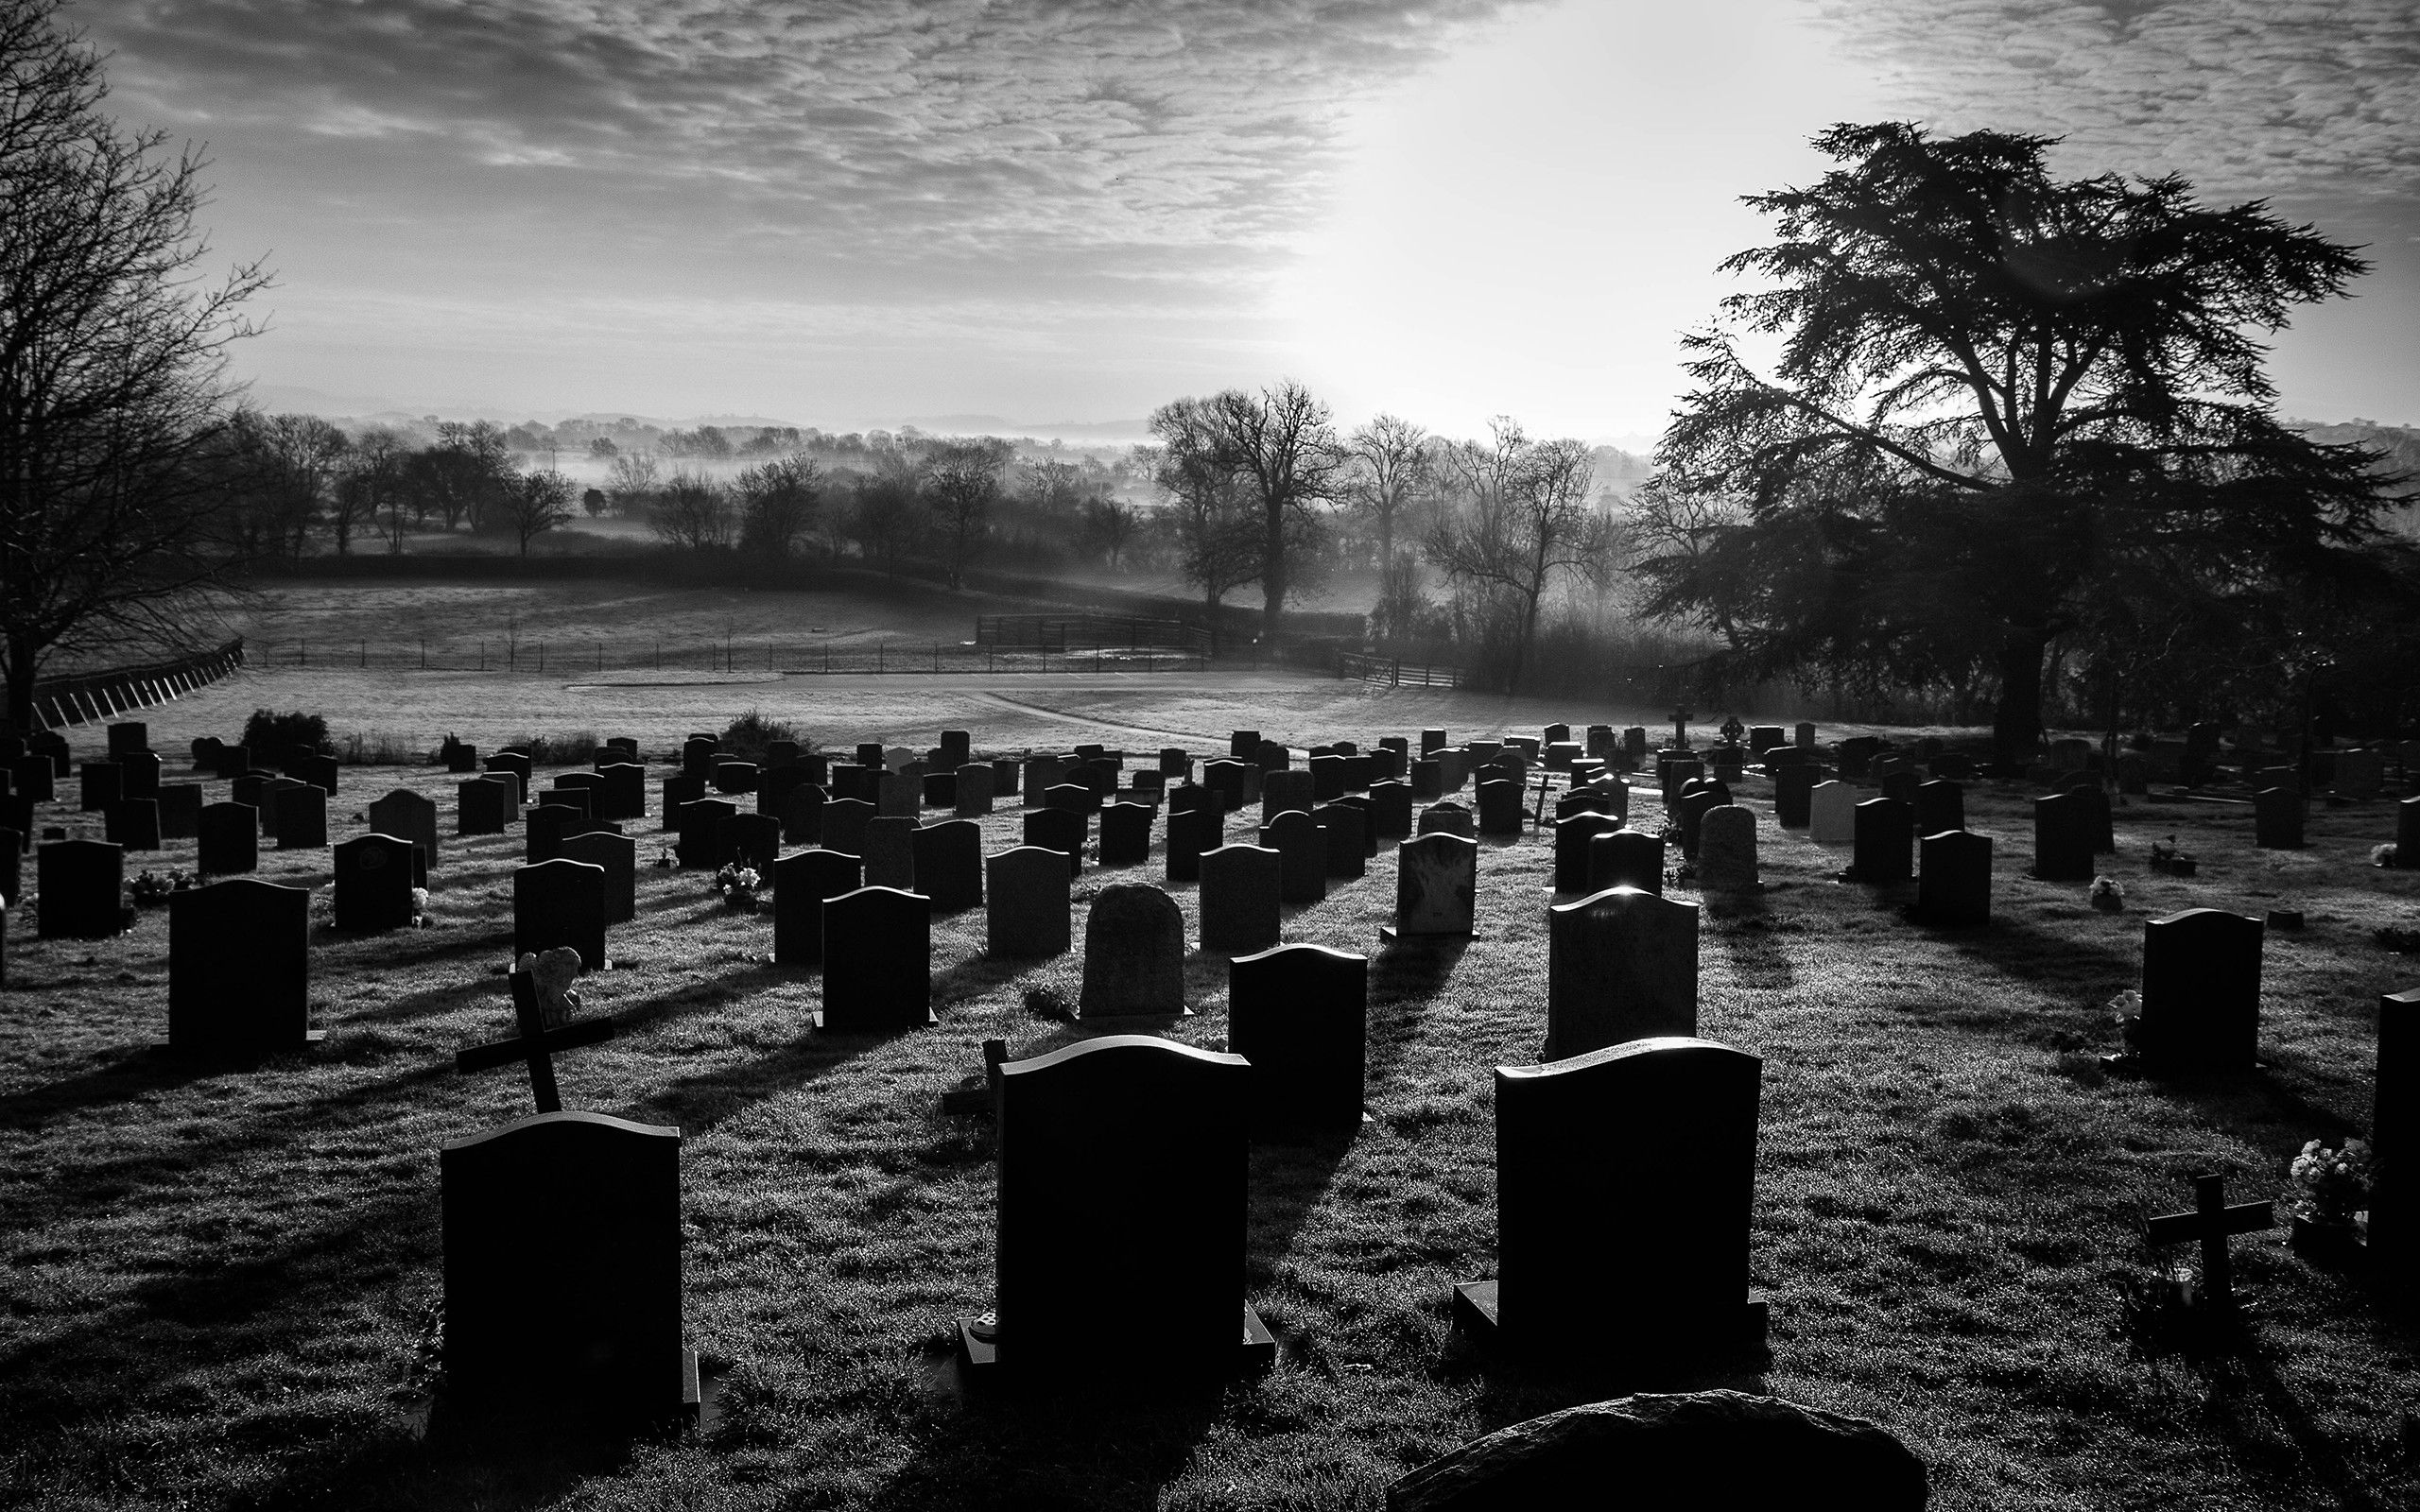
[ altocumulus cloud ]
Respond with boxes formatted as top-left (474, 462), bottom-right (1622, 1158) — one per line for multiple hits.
top-left (89, 0), bottom-right (1540, 286)
top-left (1813, 0), bottom-right (2420, 204)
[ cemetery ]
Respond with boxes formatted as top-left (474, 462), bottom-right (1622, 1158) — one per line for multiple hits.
top-left (0, 665), bottom-right (2413, 1510)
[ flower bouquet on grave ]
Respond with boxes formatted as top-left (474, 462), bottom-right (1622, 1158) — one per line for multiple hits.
top-left (2088, 876), bottom-right (2125, 912)
top-left (2287, 1138), bottom-right (2370, 1261)
top-left (2110, 989), bottom-right (2146, 1054)
top-left (655, 844), bottom-right (676, 869)
top-left (2147, 834), bottom-right (2197, 877)
top-left (130, 869), bottom-right (194, 908)
top-left (411, 886), bottom-right (431, 927)
top-left (715, 863), bottom-right (761, 913)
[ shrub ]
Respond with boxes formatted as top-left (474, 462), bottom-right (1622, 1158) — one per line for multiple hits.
top-left (507, 730), bottom-right (601, 766)
top-left (241, 708), bottom-right (329, 756)
top-left (718, 709), bottom-right (806, 765)
top-left (336, 730), bottom-right (420, 765)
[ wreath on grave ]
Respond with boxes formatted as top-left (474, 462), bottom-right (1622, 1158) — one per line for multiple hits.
top-left (715, 863), bottom-right (762, 913)
top-left (2288, 1139), bottom-right (2370, 1227)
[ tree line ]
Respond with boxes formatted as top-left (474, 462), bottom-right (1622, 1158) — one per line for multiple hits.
top-left (2, 0), bottom-right (2411, 750)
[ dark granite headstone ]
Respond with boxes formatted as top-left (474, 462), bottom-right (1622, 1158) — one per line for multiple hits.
top-left (772, 849), bottom-right (860, 966)
top-left (711, 759), bottom-right (759, 795)
top-left (959, 1036), bottom-right (1265, 1383)
top-left (594, 763), bottom-right (647, 821)
top-left (1916, 830), bottom-right (1991, 929)
top-left (369, 789), bottom-right (441, 871)
top-left (105, 799), bottom-right (161, 850)
top-left (1261, 769), bottom-right (1316, 822)
top-left (11, 755), bottom-right (53, 803)
top-left (1078, 884), bottom-right (1187, 1017)
top-left (1165, 804), bottom-right (1219, 883)
top-left (168, 878), bottom-right (313, 1051)
top-left (0, 833), bottom-right (18, 906)
top-left (1229, 943), bottom-right (1366, 1134)
top-left (1553, 813), bottom-right (1622, 893)
top-left (1914, 780), bottom-right (1964, 837)
top-left (1024, 806), bottom-right (1087, 876)
top-left (1199, 843), bottom-right (1282, 954)
top-left (1099, 801), bottom-right (1153, 868)
top-left (1850, 798), bottom-right (1913, 884)
top-left (441, 1110), bottom-right (693, 1429)
top-left (525, 802), bottom-right (583, 865)
top-left (820, 796), bottom-right (873, 857)
top-left (2134, 907), bottom-right (2263, 1073)
top-left (1260, 808), bottom-right (1325, 905)
top-left (1586, 829), bottom-right (1663, 895)
top-left (198, 801), bottom-right (258, 874)
top-left (514, 858), bottom-right (608, 973)
top-left (541, 784), bottom-right (595, 819)
top-left (777, 782), bottom-right (826, 845)
top-left (1317, 801), bottom-right (1366, 880)
top-left (560, 831), bottom-right (637, 924)
top-left (1455, 1037), bottom-right (1764, 1366)
top-left (107, 720), bottom-right (148, 756)
top-left (1369, 780), bottom-right (1414, 840)
top-left (2372, 988), bottom-right (2420, 1288)
top-left (78, 761), bottom-right (120, 812)
top-left (334, 833), bottom-right (417, 932)
top-left (115, 750), bottom-right (162, 801)
top-left (2254, 787), bottom-right (2304, 850)
top-left (676, 798), bottom-right (736, 869)
top-left (458, 776), bottom-right (511, 836)
top-left (2031, 792), bottom-right (2095, 879)
top-left (821, 886), bottom-right (932, 1031)
top-left (910, 817), bottom-right (984, 910)
top-left (985, 845), bottom-right (1070, 957)
top-left (721, 812), bottom-right (782, 874)
top-left (660, 774), bottom-right (704, 829)
top-left (485, 751), bottom-right (531, 804)
top-left (36, 839), bottom-right (121, 938)
top-left (1546, 886), bottom-right (1698, 1058)
top-left (1476, 778), bottom-right (1523, 837)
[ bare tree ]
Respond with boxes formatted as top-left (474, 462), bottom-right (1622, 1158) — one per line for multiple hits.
top-left (1082, 496), bottom-right (1140, 569)
top-left (1148, 399), bottom-right (1263, 638)
top-left (345, 426), bottom-right (411, 553)
top-left (1345, 413), bottom-right (1430, 567)
top-left (923, 438), bottom-right (1012, 589)
top-left (253, 413), bottom-right (347, 558)
top-left (849, 454), bottom-right (924, 571)
top-left (605, 451), bottom-right (660, 516)
top-left (427, 420), bottom-right (511, 531)
top-left (0, 0), bottom-right (273, 726)
top-left (734, 454), bottom-right (821, 558)
top-left (1207, 380), bottom-right (1345, 642)
top-left (650, 470), bottom-right (733, 551)
top-left (1425, 419), bottom-right (1612, 693)
top-left (498, 468), bottom-right (576, 556)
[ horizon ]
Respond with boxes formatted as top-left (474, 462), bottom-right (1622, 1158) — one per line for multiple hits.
top-left (82, 0), bottom-right (2420, 442)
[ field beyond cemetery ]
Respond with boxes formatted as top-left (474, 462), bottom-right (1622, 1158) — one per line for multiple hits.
top-left (5, 657), bottom-right (2420, 1511)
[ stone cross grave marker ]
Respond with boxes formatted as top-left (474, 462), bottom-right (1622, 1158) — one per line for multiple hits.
top-left (1455, 1036), bottom-right (1766, 1367)
top-left (2143, 1173), bottom-right (2273, 1318)
top-left (1546, 886), bottom-right (1698, 1058)
top-left (168, 878), bottom-right (315, 1054)
top-left (773, 848), bottom-right (861, 966)
top-left (956, 1036), bottom-right (1270, 1383)
top-left (986, 845), bottom-right (1070, 958)
top-left (1078, 884), bottom-right (1188, 1017)
top-left (1229, 943), bottom-right (1366, 1135)
top-left (821, 885), bottom-right (933, 1031)
top-left (456, 960), bottom-right (615, 1113)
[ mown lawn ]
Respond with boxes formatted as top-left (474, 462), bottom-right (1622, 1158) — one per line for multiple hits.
top-left (2, 665), bottom-right (2418, 1510)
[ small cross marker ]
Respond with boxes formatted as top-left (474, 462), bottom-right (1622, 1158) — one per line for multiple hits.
top-left (2144, 1172), bottom-right (2274, 1314)
top-left (456, 967), bottom-right (614, 1114)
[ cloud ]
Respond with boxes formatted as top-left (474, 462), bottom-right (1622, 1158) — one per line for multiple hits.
top-left (1809, 0), bottom-right (2420, 206)
top-left (85, 0), bottom-right (1540, 281)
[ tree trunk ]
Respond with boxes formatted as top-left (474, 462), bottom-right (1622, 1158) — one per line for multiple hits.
top-left (1992, 627), bottom-right (2050, 765)
top-left (1261, 506), bottom-right (1287, 645)
top-left (1508, 587), bottom-right (1544, 695)
top-left (6, 635), bottom-right (37, 733)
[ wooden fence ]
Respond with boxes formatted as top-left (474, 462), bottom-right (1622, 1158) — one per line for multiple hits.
top-left (30, 638), bottom-right (248, 730)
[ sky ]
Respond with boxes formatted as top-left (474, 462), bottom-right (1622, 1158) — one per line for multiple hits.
top-left (76, 0), bottom-right (2420, 443)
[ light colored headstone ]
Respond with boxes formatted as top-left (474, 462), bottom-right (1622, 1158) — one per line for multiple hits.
top-left (1078, 884), bottom-right (1187, 1016)
top-left (1393, 833), bottom-right (1477, 936)
top-left (1808, 781), bottom-right (1856, 846)
top-left (1696, 805), bottom-right (1757, 890)
top-left (1545, 886), bottom-right (1698, 1058)
top-left (985, 845), bottom-right (1070, 957)
top-left (862, 816), bottom-right (916, 890)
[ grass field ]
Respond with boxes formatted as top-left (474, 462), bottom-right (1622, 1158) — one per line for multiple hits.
top-left (4, 662), bottom-right (2420, 1510)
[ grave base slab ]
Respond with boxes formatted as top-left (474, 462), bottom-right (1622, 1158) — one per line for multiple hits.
top-left (810, 1007), bottom-right (939, 1033)
top-left (953, 1305), bottom-right (1276, 1382)
top-left (1379, 927), bottom-right (1480, 942)
top-left (159, 1028), bottom-right (325, 1057)
top-left (1451, 1280), bottom-right (1770, 1362)
top-left (442, 1347), bottom-right (700, 1435)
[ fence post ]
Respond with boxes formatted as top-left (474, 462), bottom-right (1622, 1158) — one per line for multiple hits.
top-left (933, 642), bottom-right (939, 674)
top-left (300, 639), bottom-right (306, 668)
top-left (421, 637), bottom-right (427, 670)
top-left (538, 641), bottom-right (544, 675)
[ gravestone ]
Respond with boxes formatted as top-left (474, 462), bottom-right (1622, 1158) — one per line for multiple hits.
top-left (1914, 780), bottom-right (1963, 838)
top-left (1554, 813), bottom-right (1623, 893)
top-left (560, 831), bottom-right (637, 924)
top-left (1022, 755), bottom-right (1063, 805)
top-left (486, 752), bottom-right (531, 804)
top-left (369, 788), bottom-right (441, 873)
top-left (1099, 802), bottom-right (1153, 868)
top-left (1917, 830), bottom-right (1991, 928)
top-left (1697, 806), bottom-right (1757, 890)
top-left (985, 845), bottom-right (1071, 957)
top-left (1199, 843), bottom-right (1283, 955)
top-left (1309, 754), bottom-right (1346, 802)
top-left (11, 755), bottom-right (52, 803)
top-left (1262, 769), bottom-right (1316, 822)
top-left (1850, 799), bottom-right (1913, 884)
top-left (107, 720), bottom-right (147, 756)
top-left (710, 759), bottom-right (758, 796)
top-left (525, 802), bottom-right (582, 865)
top-left (168, 878), bottom-right (314, 1052)
top-left (1476, 779), bottom-right (1524, 838)
top-left (198, 801), bottom-right (258, 874)
top-left (910, 817), bottom-right (984, 910)
top-left (302, 755), bottom-right (340, 795)
top-left (877, 771), bottom-right (922, 817)
top-left (441, 1111), bottom-right (694, 1429)
top-left (821, 796), bottom-right (873, 857)
top-left (1317, 802), bottom-right (1366, 881)
top-left (1369, 781), bottom-right (1414, 840)
top-left (1023, 806), bottom-right (1086, 875)
top-left (1676, 782), bottom-right (1726, 861)
top-left (274, 783), bottom-right (328, 850)
top-left (1165, 804), bottom-right (1219, 884)
top-left (1546, 887), bottom-right (1699, 1058)
top-left (1773, 765), bottom-right (1816, 829)
top-left (772, 849), bottom-right (860, 966)
top-left (860, 816), bottom-right (917, 891)
top-left (778, 782), bottom-right (825, 846)
top-left (1418, 801), bottom-right (1475, 839)
top-left (1455, 1037), bottom-right (1765, 1366)
top-left (1078, 885), bottom-right (1188, 1017)
top-left (1260, 809), bottom-right (1325, 905)
top-left (79, 761), bottom-right (120, 812)
top-left (2066, 782), bottom-right (2115, 853)
top-left (1202, 759), bottom-right (1249, 812)
top-left (2132, 908), bottom-right (2264, 1073)
top-left (1391, 833), bottom-right (1478, 938)
top-left (1045, 782), bottom-right (1099, 816)
top-left (0, 835), bottom-right (17, 906)
top-left (1587, 829), bottom-right (1664, 895)
top-left (1409, 759), bottom-right (1443, 800)
top-left (821, 886), bottom-right (933, 1031)
top-left (954, 764), bottom-right (995, 816)
top-left (116, 750), bottom-right (162, 801)
top-left (2372, 988), bottom-right (2420, 1287)
top-left (2254, 787), bottom-right (2304, 850)
top-left (721, 812), bottom-right (782, 874)
top-left (2337, 748), bottom-right (2385, 799)
top-left (595, 763), bottom-right (647, 821)
top-left (458, 777), bottom-right (510, 836)
top-left (957, 1036), bottom-right (1267, 1383)
top-left (105, 799), bottom-right (161, 851)
top-left (1808, 782), bottom-right (1856, 846)
top-left (682, 737), bottom-right (716, 777)
top-left (1229, 943), bottom-right (1366, 1134)
top-left (333, 833), bottom-right (417, 932)
top-left (675, 798), bottom-right (736, 870)
top-left (922, 770), bottom-right (958, 810)
top-left (514, 858), bottom-right (608, 974)
top-left (2401, 796), bottom-right (2420, 868)
top-left (2031, 793), bottom-right (2094, 879)
top-left (36, 839), bottom-right (121, 938)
